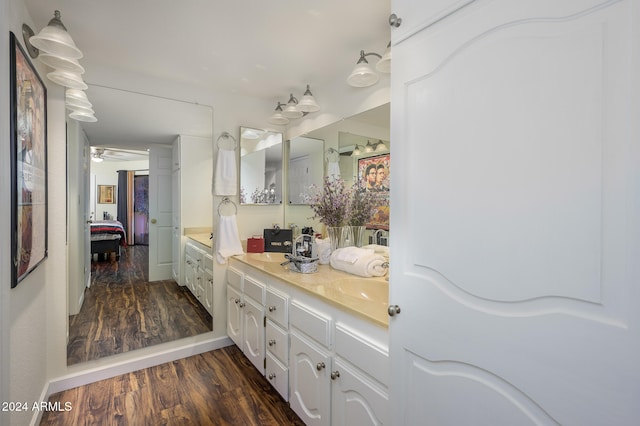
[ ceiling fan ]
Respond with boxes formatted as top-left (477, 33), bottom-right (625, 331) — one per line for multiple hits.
top-left (91, 147), bottom-right (149, 163)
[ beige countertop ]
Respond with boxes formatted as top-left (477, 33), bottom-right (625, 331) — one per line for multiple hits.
top-left (232, 252), bottom-right (389, 327)
top-left (185, 229), bottom-right (213, 249)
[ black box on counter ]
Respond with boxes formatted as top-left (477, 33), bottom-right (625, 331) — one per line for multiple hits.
top-left (263, 228), bottom-right (293, 253)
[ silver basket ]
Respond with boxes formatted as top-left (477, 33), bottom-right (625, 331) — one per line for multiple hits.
top-left (281, 254), bottom-right (319, 274)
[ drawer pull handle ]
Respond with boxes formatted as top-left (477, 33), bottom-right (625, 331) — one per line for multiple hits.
top-left (268, 373), bottom-right (276, 380)
top-left (331, 370), bottom-right (340, 380)
top-left (268, 339), bottom-right (276, 346)
top-left (268, 306), bottom-right (277, 312)
top-left (316, 362), bottom-right (326, 371)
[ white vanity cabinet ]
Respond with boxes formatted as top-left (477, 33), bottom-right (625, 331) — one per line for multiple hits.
top-left (226, 267), bottom-right (266, 374)
top-left (227, 256), bottom-right (389, 425)
top-left (184, 240), bottom-right (214, 316)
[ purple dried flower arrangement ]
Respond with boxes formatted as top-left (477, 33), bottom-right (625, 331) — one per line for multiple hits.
top-left (305, 177), bottom-right (352, 227)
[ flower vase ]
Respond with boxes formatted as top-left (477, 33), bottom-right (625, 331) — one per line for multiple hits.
top-left (327, 226), bottom-right (353, 252)
top-left (350, 226), bottom-right (366, 248)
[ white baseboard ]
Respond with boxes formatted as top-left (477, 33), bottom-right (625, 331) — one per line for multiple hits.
top-left (30, 335), bottom-right (233, 426)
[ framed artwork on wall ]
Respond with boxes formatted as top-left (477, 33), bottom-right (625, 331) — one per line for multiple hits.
top-left (98, 185), bottom-right (116, 204)
top-left (357, 153), bottom-right (390, 230)
top-left (10, 32), bottom-right (48, 288)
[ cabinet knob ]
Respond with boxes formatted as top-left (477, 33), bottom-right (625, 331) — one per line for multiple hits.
top-left (331, 370), bottom-right (341, 380)
top-left (239, 302), bottom-right (246, 308)
top-left (234, 298), bottom-right (240, 304)
top-left (388, 304), bottom-right (401, 316)
top-left (268, 306), bottom-right (277, 312)
top-left (268, 373), bottom-right (276, 380)
top-left (268, 339), bottom-right (276, 346)
top-left (389, 13), bottom-right (402, 28)
top-left (316, 362), bottom-right (326, 371)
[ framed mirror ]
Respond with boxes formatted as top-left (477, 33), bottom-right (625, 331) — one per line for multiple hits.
top-left (287, 136), bottom-right (324, 204)
top-left (239, 127), bottom-right (283, 205)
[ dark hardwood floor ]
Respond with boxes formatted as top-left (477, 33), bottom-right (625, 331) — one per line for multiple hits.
top-left (41, 345), bottom-right (305, 425)
top-left (67, 245), bottom-right (213, 365)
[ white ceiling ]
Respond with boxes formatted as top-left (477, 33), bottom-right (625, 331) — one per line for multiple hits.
top-left (23, 0), bottom-right (391, 158)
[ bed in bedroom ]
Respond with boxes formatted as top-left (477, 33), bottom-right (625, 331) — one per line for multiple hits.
top-left (90, 220), bottom-right (127, 260)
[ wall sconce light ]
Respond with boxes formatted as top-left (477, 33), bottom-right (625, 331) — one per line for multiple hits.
top-left (269, 84), bottom-right (320, 125)
top-left (23, 10), bottom-right (97, 122)
top-left (347, 43), bottom-right (392, 88)
top-left (375, 139), bottom-right (388, 152)
top-left (351, 145), bottom-right (363, 157)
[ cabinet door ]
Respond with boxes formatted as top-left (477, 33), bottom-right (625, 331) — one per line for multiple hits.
top-left (289, 330), bottom-right (331, 426)
top-left (242, 296), bottom-right (265, 374)
top-left (226, 285), bottom-right (243, 349)
top-left (266, 351), bottom-right (289, 401)
top-left (202, 267), bottom-right (214, 315)
top-left (331, 358), bottom-right (389, 426)
top-left (184, 253), bottom-right (197, 294)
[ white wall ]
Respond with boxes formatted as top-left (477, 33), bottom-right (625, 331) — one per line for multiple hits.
top-left (90, 159), bottom-right (149, 221)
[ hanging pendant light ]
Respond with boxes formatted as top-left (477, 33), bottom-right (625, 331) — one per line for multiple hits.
top-left (268, 102), bottom-right (290, 125)
top-left (29, 10), bottom-right (83, 60)
top-left (297, 84), bottom-right (320, 113)
top-left (69, 110), bottom-right (98, 122)
top-left (38, 53), bottom-right (85, 74)
top-left (376, 43), bottom-right (392, 73)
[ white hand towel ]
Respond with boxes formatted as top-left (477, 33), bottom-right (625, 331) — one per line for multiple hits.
top-left (330, 250), bottom-right (387, 277)
top-left (216, 214), bottom-right (244, 264)
top-left (327, 161), bottom-right (341, 181)
top-left (333, 246), bottom-right (375, 264)
top-left (214, 149), bottom-right (237, 196)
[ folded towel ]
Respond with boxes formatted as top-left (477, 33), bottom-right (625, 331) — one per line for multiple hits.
top-left (214, 148), bottom-right (237, 196)
top-left (316, 238), bottom-right (331, 265)
top-left (361, 244), bottom-right (390, 257)
top-left (216, 214), bottom-right (244, 264)
top-left (330, 250), bottom-right (387, 278)
top-left (333, 246), bottom-right (375, 264)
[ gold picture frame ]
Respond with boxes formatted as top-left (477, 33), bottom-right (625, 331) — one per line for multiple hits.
top-left (98, 185), bottom-right (116, 204)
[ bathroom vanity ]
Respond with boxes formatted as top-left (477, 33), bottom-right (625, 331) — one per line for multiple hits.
top-left (227, 253), bottom-right (389, 426)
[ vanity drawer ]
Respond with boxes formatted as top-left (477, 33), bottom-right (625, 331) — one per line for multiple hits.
top-left (202, 253), bottom-right (214, 272)
top-left (227, 266), bottom-right (243, 290)
top-left (266, 288), bottom-right (288, 329)
top-left (185, 242), bottom-right (203, 259)
top-left (335, 323), bottom-right (389, 387)
top-left (290, 301), bottom-right (332, 348)
top-left (244, 276), bottom-right (265, 304)
top-left (266, 352), bottom-right (289, 401)
top-left (266, 320), bottom-right (288, 365)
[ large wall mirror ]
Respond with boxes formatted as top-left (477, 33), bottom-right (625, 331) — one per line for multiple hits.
top-left (240, 127), bottom-right (283, 204)
top-left (287, 136), bottom-right (324, 204)
top-left (284, 103), bottom-right (390, 231)
top-left (67, 85), bottom-right (213, 366)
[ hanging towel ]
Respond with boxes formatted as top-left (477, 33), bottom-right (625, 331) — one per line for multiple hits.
top-left (326, 149), bottom-right (341, 181)
top-left (214, 149), bottom-right (237, 196)
top-left (330, 248), bottom-right (387, 277)
top-left (216, 214), bottom-right (244, 264)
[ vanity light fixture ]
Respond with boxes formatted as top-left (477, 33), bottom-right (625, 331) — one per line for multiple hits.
top-left (351, 145), bottom-right (363, 157)
top-left (297, 85), bottom-right (320, 113)
top-left (364, 140), bottom-right (375, 153)
top-left (24, 11), bottom-right (83, 60)
top-left (347, 44), bottom-right (392, 88)
top-left (283, 93), bottom-right (304, 119)
top-left (268, 102), bottom-right (290, 125)
top-left (375, 139), bottom-right (388, 152)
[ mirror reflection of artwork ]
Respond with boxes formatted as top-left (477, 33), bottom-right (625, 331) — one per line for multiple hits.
top-left (358, 153), bottom-right (390, 229)
top-left (10, 32), bottom-right (47, 288)
top-left (98, 185), bottom-right (116, 204)
top-left (239, 127), bottom-right (283, 204)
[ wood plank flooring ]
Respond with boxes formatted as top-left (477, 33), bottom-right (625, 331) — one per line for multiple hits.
top-left (67, 245), bottom-right (212, 365)
top-left (41, 345), bottom-right (305, 425)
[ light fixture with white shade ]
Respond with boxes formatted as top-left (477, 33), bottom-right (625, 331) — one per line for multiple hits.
top-left (375, 139), bottom-right (388, 151)
top-left (38, 53), bottom-right (85, 74)
top-left (27, 10), bottom-right (83, 60)
top-left (347, 44), bottom-right (392, 88)
top-left (283, 93), bottom-right (303, 119)
top-left (47, 69), bottom-right (87, 89)
top-left (65, 96), bottom-right (92, 110)
top-left (268, 102), bottom-right (290, 125)
top-left (297, 85), bottom-right (320, 113)
top-left (351, 145), bottom-right (363, 157)
top-left (70, 110), bottom-right (98, 123)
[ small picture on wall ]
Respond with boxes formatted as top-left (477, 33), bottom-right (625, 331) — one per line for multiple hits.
top-left (98, 185), bottom-right (116, 204)
top-left (357, 153), bottom-right (390, 229)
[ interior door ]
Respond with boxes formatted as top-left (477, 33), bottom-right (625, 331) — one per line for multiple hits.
top-left (389, 0), bottom-right (640, 424)
top-left (148, 145), bottom-right (173, 281)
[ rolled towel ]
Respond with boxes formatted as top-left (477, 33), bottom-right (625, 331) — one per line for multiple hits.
top-left (330, 249), bottom-right (387, 278)
top-left (333, 246), bottom-right (375, 264)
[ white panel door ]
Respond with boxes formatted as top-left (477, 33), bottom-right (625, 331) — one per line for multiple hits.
top-left (148, 145), bottom-right (173, 281)
top-left (390, 0), bottom-right (640, 424)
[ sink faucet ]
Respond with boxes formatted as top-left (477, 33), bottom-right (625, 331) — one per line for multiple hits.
top-left (373, 229), bottom-right (388, 246)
